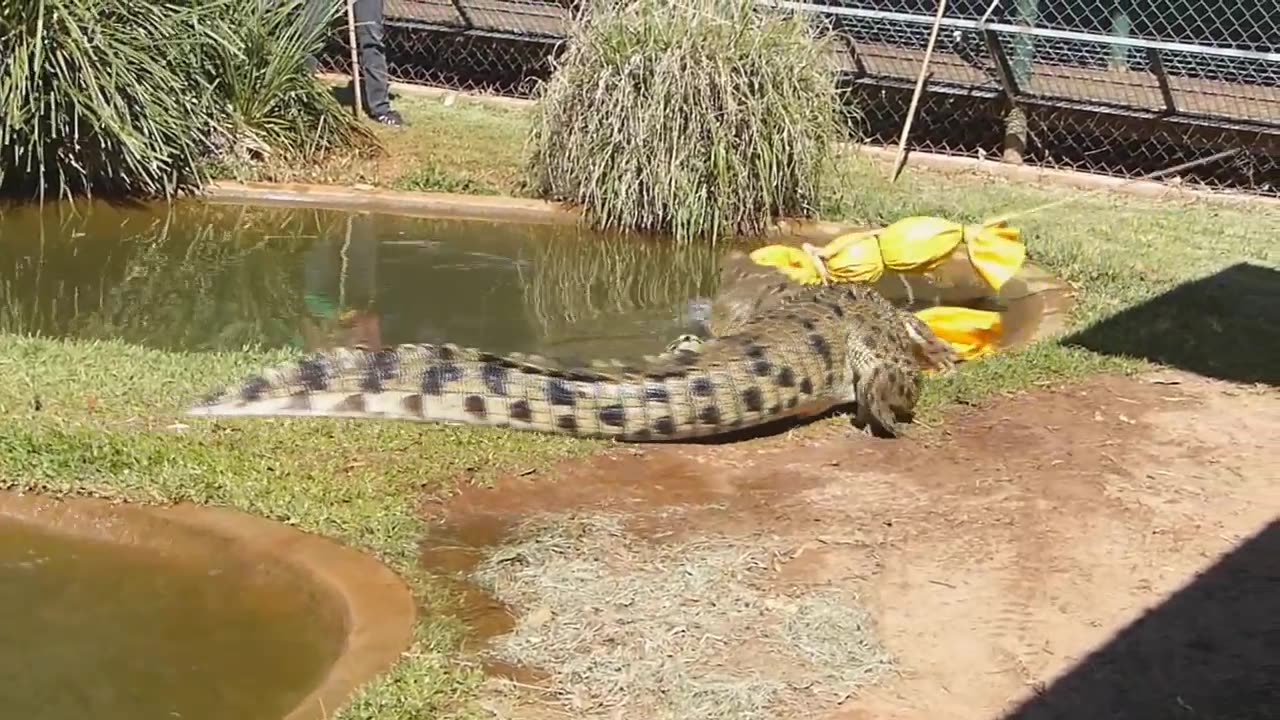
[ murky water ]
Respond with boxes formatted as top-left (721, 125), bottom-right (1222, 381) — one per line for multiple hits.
top-left (0, 519), bottom-right (345, 720)
top-left (0, 198), bottom-right (722, 359)
top-left (0, 196), bottom-right (1074, 362)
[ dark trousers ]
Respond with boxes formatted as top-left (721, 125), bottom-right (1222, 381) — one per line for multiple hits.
top-left (300, 0), bottom-right (392, 117)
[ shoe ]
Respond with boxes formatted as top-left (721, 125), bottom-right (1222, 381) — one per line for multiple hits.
top-left (370, 110), bottom-right (406, 127)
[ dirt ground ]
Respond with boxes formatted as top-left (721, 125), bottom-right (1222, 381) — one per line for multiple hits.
top-left (418, 369), bottom-right (1280, 720)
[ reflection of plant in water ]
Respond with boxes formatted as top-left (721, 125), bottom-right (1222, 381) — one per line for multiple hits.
top-left (520, 230), bottom-right (721, 341)
top-left (73, 203), bottom-right (316, 351)
top-left (0, 198), bottom-right (153, 336)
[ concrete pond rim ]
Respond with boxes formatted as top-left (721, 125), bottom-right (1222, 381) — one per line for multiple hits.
top-left (0, 490), bottom-right (418, 720)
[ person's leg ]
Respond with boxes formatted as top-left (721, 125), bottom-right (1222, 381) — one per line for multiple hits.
top-left (296, 0), bottom-right (334, 74)
top-left (351, 0), bottom-right (403, 124)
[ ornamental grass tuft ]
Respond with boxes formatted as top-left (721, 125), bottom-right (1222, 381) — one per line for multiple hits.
top-left (0, 0), bottom-right (375, 199)
top-left (525, 0), bottom-right (845, 244)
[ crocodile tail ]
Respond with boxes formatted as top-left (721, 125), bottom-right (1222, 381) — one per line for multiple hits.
top-left (187, 342), bottom-right (830, 442)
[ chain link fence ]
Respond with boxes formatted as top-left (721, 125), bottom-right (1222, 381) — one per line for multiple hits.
top-left (316, 0), bottom-right (1280, 197)
top-left (317, 0), bottom-right (568, 96)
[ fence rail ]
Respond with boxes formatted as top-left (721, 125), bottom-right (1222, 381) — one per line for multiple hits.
top-left (317, 0), bottom-right (1280, 197)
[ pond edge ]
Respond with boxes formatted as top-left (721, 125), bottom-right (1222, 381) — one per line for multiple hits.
top-left (203, 181), bottom-right (851, 240)
top-left (0, 490), bottom-right (417, 720)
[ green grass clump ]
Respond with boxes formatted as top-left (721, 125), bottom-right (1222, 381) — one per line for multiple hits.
top-left (0, 336), bottom-right (600, 719)
top-left (0, 0), bottom-right (374, 199)
top-left (525, 0), bottom-right (844, 243)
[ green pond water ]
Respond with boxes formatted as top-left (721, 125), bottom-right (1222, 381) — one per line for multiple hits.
top-left (0, 519), bottom-right (345, 720)
top-left (0, 197), bottom-right (1059, 362)
top-left (0, 198), bottom-right (724, 360)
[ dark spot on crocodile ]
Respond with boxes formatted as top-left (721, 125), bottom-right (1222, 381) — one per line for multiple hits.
top-left (360, 367), bottom-right (383, 393)
top-left (422, 368), bottom-right (444, 396)
top-left (336, 394), bottom-right (366, 413)
top-left (561, 368), bottom-right (605, 382)
top-left (825, 371), bottom-right (835, 387)
top-left (546, 379), bottom-right (576, 406)
top-left (799, 377), bottom-right (814, 395)
top-left (401, 394), bottom-right (423, 416)
top-left (298, 357), bottom-right (328, 391)
top-left (360, 350), bottom-right (399, 393)
top-left (482, 363), bottom-right (510, 396)
top-left (509, 400), bottom-right (533, 422)
top-left (751, 359), bottom-right (772, 377)
top-left (826, 302), bottom-right (845, 318)
top-left (653, 416), bottom-right (676, 436)
top-left (629, 428), bottom-right (653, 441)
top-left (240, 376), bottom-right (270, 402)
top-left (477, 351), bottom-right (525, 370)
top-left (801, 319), bottom-right (816, 331)
top-left (808, 334), bottom-right (833, 368)
top-left (598, 405), bottom-right (627, 427)
top-left (698, 405), bottom-right (722, 425)
top-left (767, 404), bottom-right (781, 415)
top-left (690, 377), bottom-right (715, 397)
top-left (776, 367), bottom-right (796, 388)
top-left (644, 385), bottom-right (670, 403)
top-left (435, 345), bottom-right (456, 362)
top-left (422, 362), bottom-right (464, 396)
top-left (464, 395), bottom-right (487, 418)
top-left (556, 414), bottom-right (579, 432)
top-left (741, 387), bottom-right (764, 413)
top-left (786, 396), bottom-right (800, 409)
top-left (743, 343), bottom-right (766, 359)
top-left (644, 368), bottom-right (683, 380)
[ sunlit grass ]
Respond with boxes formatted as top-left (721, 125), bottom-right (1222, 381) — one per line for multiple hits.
top-left (1, 81), bottom-right (1276, 720)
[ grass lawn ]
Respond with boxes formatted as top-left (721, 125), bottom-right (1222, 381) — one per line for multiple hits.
top-left (1, 90), bottom-right (1276, 719)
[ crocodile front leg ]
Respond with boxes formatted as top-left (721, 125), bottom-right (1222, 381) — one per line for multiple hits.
top-left (902, 312), bottom-right (960, 374)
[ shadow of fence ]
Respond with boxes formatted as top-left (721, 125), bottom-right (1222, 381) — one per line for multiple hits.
top-left (1003, 519), bottom-right (1280, 720)
top-left (1064, 262), bottom-right (1280, 387)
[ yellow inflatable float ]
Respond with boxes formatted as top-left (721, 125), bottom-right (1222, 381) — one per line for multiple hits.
top-left (748, 216), bottom-right (1028, 362)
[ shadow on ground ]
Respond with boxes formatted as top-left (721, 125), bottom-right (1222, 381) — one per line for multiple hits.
top-left (1003, 519), bottom-right (1280, 720)
top-left (1064, 262), bottom-right (1280, 386)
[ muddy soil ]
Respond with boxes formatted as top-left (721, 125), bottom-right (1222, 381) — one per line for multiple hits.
top-left (419, 369), bottom-right (1280, 720)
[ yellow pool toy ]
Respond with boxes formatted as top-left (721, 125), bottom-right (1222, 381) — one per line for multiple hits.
top-left (748, 216), bottom-right (1027, 361)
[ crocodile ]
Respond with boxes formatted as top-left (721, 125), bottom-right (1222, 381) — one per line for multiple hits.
top-left (661, 246), bottom-right (962, 371)
top-left (188, 282), bottom-right (957, 441)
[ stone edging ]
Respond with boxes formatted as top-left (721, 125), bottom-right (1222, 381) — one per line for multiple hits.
top-left (0, 491), bottom-right (417, 720)
top-left (204, 180), bottom-right (851, 239)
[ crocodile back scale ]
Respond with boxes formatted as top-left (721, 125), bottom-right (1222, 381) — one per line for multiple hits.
top-left (187, 283), bottom-right (930, 441)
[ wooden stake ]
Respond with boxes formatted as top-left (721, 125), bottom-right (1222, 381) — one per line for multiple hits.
top-left (889, 0), bottom-right (950, 183)
top-left (345, 0), bottom-right (362, 117)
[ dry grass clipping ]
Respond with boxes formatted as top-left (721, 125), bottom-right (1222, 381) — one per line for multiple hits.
top-left (471, 513), bottom-right (893, 719)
